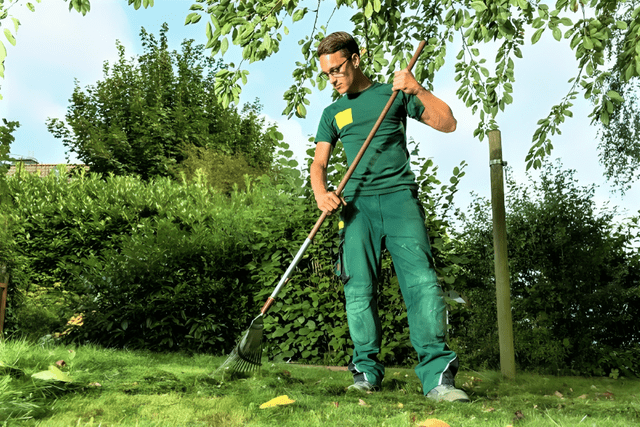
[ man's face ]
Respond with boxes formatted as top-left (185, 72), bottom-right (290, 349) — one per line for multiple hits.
top-left (319, 51), bottom-right (356, 95)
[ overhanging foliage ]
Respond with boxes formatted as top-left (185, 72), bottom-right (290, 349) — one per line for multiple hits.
top-left (187, 0), bottom-right (640, 179)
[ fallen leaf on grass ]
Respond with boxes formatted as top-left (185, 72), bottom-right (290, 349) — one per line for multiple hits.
top-left (333, 401), bottom-right (339, 407)
top-left (416, 419), bottom-right (451, 427)
top-left (397, 402), bottom-right (404, 408)
top-left (555, 391), bottom-right (564, 399)
top-left (483, 407), bottom-right (496, 412)
top-left (259, 395), bottom-right (295, 409)
top-left (577, 394), bottom-right (588, 399)
top-left (55, 360), bottom-right (66, 368)
top-left (358, 399), bottom-right (370, 407)
top-left (512, 410), bottom-right (525, 423)
top-left (88, 382), bottom-right (101, 387)
top-left (32, 365), bottom-right (72, 383)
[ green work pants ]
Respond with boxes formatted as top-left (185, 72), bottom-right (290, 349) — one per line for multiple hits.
top-left (340, 188), bottom-right (459, 394)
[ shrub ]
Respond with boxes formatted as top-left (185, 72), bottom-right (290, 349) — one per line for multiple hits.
top-left (173, 145), bottom-right (264, 194)
top-left (453, 161), bottom-right (640, 376)
top-left (1, 144), bottom-right (470, 364)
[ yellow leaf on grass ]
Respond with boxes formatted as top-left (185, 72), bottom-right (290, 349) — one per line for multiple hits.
top-left (259, 395), bottom-right (295, 409)
top-left (417, 419), bottom-right (451, 427)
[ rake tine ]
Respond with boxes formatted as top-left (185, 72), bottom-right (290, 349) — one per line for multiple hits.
top-left (215, 314), bottom-right (264, 374)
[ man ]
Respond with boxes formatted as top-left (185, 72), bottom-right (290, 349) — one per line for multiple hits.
top-left (310, 32), bottom-right (469, 402)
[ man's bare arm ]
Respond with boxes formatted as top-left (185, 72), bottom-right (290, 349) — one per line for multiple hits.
top-left (393, 69), bottom-right (457, 133)
top-left (310, 141), bottom-right (347, 215)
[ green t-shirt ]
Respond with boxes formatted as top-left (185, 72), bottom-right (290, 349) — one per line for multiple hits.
top-left (315, 82), bottom-right (425, 197)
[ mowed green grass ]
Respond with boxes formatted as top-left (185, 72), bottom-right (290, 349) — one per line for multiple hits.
top-left (1, 340), bottom-right (638, 426)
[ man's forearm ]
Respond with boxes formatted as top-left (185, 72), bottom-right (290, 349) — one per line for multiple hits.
top-left (415, 88), bottom-right (457, 133)
top-left (310, 161), bottom-right (329, 199)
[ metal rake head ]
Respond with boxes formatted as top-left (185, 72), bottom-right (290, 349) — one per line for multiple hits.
top-left (216, 315), bottom-right (264, 374)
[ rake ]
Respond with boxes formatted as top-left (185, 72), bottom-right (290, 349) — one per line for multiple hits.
top-left (217, 40), bottom-right (427, 374)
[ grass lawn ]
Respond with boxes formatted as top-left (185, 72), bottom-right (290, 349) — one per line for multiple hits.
top-left (1, 339), bottom-right (638, 426)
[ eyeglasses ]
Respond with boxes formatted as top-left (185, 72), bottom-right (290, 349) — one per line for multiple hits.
top-left (320, 57), bottom-right (351, 80)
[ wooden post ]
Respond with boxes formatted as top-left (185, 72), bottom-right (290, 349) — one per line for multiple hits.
top-left (488, 129), bottom-right (516, 379)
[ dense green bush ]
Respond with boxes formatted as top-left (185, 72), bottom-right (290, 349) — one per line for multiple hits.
top-left (1, 169), bottom-right (292, 350)
top-left (174, 145), bottom-right (264, 194)
top-left (1, 141), bottom-right (468, 364)
top-left (453, 161), bottom-right (640, 376)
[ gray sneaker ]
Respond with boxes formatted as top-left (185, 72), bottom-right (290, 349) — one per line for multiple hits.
top-left (347, 380), bottom-right (378, 393)
top-left (426, 384), bottom-right (470, 402)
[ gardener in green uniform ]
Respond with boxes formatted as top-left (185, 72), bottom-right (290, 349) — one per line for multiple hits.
top-left (310, 32), bottom-right (469, 403)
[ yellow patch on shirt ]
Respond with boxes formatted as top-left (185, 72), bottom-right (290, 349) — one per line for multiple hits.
top-left (335, 108), bottom-right (353, 130)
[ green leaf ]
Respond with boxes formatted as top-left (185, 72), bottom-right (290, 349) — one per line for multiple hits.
top-left (364, 2), bottom-right (373, 18)
top-left (27, 2), bottom-right (36, 12)
top-left (306, 320), bottom-right (316, 330)
top-left (625, 63), bottom-right (635, 81)
top-left (206, 22), bottom-right (212, 40)
top-left (559, 17), bottom-right (573, 27)
top-left (185, 12), bottom-right (201, 25)
top-left (220, 38), bottom-right (229, 55)
top-left (292, 8), bottom-right (306, 22)
top-left (0, 40), bottom-right (6, 63)
top-left (470, 1), bottom-right (488, 12)
top-left (4, 29), bottom-right (16, 47)
top-left (570, 33), bottom-right (581, 49)
top-left (32, 365), bottom-right (72, 383)
top-left (616, 20), bottom-right (628, 30)
top-left (552, 26), bottom-right (562, 41)
top-left (583, 36), bottom-right (593, 50)
top-left (606, 90), bottom-right (623, 103)
top-left (531, 28), bottom-right (544, 44)
top-left (503, 93), bottom-right (513, 104)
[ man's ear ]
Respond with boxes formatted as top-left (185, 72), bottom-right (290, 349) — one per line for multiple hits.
top-left (352, 53), bottom-right (360, 68)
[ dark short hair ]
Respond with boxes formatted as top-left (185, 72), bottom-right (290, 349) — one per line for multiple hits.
top-left (317, 32), bottom-right (360, 59)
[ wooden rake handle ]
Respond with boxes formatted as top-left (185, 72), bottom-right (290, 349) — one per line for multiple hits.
top-left (261, 40), bottom-right (427, 315)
